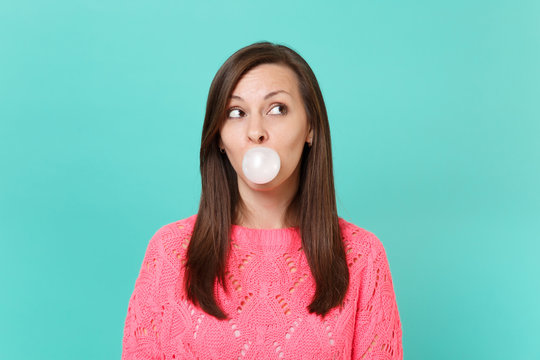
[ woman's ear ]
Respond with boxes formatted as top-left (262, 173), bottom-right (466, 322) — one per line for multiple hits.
top-left (306, 128), bottom-right (313, 146)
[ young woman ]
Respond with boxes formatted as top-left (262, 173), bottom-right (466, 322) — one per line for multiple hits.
top-left (122, 42), bottom-right (403, 359)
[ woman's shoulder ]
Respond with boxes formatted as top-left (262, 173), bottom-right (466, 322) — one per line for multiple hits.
top-left (337, 217), bottom-right (387, 261)
top-left (153, 214), bottom-right (197, 238)
top-left (159, 214), bottom-right (197, 237)
top-left (147, 214), bottom-right (198, 261)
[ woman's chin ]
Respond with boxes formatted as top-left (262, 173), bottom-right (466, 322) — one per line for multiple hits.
top-left (239, 175), bottom-right (282, 192)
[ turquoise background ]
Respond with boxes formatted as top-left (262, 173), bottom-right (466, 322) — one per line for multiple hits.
top-left (1, 0), bottom-right (538, 358)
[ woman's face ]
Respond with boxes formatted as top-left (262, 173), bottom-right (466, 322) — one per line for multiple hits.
top-left (219, 63), bottom-right (313, 192)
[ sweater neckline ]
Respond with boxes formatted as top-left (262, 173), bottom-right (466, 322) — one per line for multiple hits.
top-left (230, 224), bottom-right (301, 253)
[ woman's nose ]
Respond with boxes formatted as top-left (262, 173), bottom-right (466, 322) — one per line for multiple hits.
top-left (247, 116), bottom-right (268, 144)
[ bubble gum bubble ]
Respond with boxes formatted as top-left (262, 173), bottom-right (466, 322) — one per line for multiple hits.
top-left (242, 147), bottom-right (281, 184)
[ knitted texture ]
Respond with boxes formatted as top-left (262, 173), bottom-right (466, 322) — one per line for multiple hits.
top-left (122, 214), bottom-right (403, 359)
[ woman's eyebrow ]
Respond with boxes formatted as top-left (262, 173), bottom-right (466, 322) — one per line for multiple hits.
top-left (230, 90), bottom-right (291, 101)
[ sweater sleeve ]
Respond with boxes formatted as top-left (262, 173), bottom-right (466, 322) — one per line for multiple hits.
top-left (352, 233), bottom-right (403, 359)
top-left (121, 228), bottom-right (165, 360)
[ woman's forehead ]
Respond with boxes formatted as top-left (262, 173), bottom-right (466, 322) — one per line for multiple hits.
top-left (230, 64), bottom-right (300, 99)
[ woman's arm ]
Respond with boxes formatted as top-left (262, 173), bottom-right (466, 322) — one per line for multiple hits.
top-left (352, 234), bottom-right (403, 359)
top-left (121, 228), bottom-right (165, 360)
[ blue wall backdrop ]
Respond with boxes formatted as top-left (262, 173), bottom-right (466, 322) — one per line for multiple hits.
top-left (1, 0), bottom-right (538, 358)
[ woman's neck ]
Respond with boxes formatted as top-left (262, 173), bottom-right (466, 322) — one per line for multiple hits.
top-left (235, 167), bottom-right (300, 229)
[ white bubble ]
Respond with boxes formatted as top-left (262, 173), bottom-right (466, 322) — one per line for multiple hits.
top-left (242, 147), bottom-right (281, 184)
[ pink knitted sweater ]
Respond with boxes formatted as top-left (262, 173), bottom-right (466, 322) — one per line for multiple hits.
top-left (121, 214), bottom-right (403, 359)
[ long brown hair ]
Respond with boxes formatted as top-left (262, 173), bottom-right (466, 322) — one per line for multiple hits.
top-left (184, 41), bottom-right (349, 319)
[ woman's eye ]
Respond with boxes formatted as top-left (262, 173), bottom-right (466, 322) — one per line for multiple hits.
top-left (268, 104), bottom-right (287, 115)
top-left (227, 108), bottom-right (244, 118)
